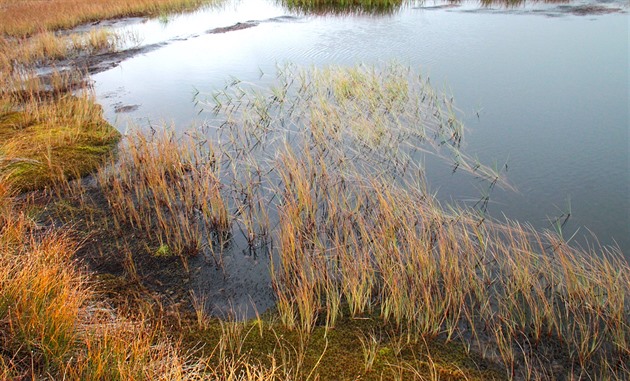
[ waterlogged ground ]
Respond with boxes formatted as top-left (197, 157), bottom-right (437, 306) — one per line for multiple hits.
top-left (74, 0), bottom-right (630, 316)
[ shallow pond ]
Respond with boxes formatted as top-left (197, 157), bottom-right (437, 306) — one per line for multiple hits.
top-left (91, 0), bottom-right (628, 314)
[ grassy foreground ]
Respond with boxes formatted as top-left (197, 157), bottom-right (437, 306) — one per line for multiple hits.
top-left (0, 196), bottom-right (503, 380)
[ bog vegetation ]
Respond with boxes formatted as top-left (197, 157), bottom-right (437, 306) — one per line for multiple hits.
top-left (0, 0), bottom-right (628, 380)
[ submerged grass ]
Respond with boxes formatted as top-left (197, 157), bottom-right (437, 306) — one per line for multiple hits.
top-left (202, 63), bottom-right (626, 379)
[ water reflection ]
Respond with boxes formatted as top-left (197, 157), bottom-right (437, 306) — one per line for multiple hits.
top-left (278, 0), bottom-right (403, 15)
top-left (477, 0), bottom-right (570, 6)
top-left (276, 0), bottom-right (577, 16)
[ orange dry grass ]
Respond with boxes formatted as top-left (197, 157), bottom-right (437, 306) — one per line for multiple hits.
top-left (0, 189), bottom-right (230, 380)
top-left (0, 203), bottom-right (86, 375)
top-left (0, 191), bottom-right (293, 380)
top-left (0, 0), bottom-right (215, 37)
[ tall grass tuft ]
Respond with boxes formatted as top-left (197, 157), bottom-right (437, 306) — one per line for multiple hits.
top-left (97, 129), bottom-right (229, 264)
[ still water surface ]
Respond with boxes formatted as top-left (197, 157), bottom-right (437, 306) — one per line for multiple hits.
top-left (93, 0), bottom-right (629, 256)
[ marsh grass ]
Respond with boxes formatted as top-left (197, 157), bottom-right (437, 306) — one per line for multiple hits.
top-left (0, 182), bottom-right (501, 380)
top-left (195, 63), bottom-right (627, 379)
top-left (85, 63), bottom-right (628, 378)
top-left (2, 58), bottom-right (627, 380)
top-left (0, 0), bottom-right (219, 38)
top-left (96, 128), bottom-right (230, 268)
top-left (0, 77), bottom-right (120, 192)
top-left (268, 154), bottom-right (629, 378)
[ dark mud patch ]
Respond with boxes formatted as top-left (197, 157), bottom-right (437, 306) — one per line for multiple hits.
top-left (113, 103), bottom-right (140, 113)
top-left (456, 2), bottom-right (625, 17)
top-left (39, 182), bottom-right (274, 319)
top-left (206, 16), bottom-right (301, 34)
top-left (188, 243), bottom-right (275, 319)
top-left (414, 3), bottom-right (461, 10)
top-left (207, 21), bottom-right (259, 34)
top-left (81, 43), bottom-right (167, 74)
top-left (34, 42), bottom-right (167, 86)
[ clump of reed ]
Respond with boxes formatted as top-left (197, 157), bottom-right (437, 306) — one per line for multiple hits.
top-left (270, 149), bottom-right (629, 378)
top-left (0, 191), bottom-right (154, 379)
top-left (97, 129), bottom-right (229, 265)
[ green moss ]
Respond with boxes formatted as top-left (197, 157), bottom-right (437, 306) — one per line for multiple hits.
top-left (154, 244), bottom-right (173, 257)
top-left (181, 312), bottom-right (506, 380)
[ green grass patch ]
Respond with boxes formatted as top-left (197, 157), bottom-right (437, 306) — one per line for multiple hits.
top-left (0, 95), bottom-right (120, 192)
top-left (182, 311), bottom-right (506, 380)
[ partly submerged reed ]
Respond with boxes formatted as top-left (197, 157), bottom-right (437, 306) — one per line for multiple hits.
top-left (197, 63), bottom-right (628, 379)
top-left (97, 129), bottom-right (229, 266)
top-left (97, 63), bottom-right (627, 378)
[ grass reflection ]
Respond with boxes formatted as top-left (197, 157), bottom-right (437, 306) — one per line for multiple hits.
top-left (278, 0), bottom-right (572, 16)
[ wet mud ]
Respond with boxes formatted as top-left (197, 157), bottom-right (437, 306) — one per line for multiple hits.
top-left (38, 181), bottom-right (275, 321)
top-left (113, 103), bottom-right (141, 113)
top-left (453, 2), bottom-right (625, 17)
top-left (207, 21), bottom-right (259, 33)
top-left (40, 15), bottom-right (302, 78)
